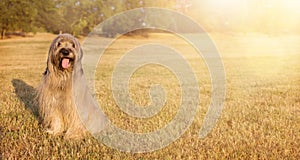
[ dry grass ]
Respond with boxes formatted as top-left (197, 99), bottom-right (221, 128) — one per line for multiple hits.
top-left (0, 32), bottom-right (299, 159)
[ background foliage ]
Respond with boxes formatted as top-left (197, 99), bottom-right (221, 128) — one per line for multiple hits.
top-left (0, 0), bottom-right (299, 38)
top-left (0, 0), bottom-right (176, 38)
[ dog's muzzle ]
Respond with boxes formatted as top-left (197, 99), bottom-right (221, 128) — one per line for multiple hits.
top-left (59, 48), bottom-right (75, 69)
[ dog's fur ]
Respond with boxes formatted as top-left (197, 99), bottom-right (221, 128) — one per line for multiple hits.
top-left (36, 34), bottom-right (85, 138)
top-left (37, 34), bottom-right (107, 139)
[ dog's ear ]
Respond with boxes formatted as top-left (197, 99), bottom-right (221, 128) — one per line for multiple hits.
top-left (74, 38), bottom-right (83, 60)
top-left (47, 36), bottom-right (59, 67)
top-left (78, 47), bottom-right (83, 60)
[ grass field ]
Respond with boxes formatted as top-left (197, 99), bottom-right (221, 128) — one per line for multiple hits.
top-left (0, 32), bottom-right (299, 159)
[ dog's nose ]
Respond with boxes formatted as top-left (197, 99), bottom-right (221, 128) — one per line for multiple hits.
top-left (61, 48), bottom-right (69, 56)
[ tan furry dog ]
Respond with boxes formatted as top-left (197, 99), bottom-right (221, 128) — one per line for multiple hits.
top-left (37, 34), bottom-right (106, 139)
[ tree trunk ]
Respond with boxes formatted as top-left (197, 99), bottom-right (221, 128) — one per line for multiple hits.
top-left (1, 29), bottom-right (6, 39)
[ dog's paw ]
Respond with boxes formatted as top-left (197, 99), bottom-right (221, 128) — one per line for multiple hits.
top-left (45, 127), bottom-right (63, 136)
top-left (44, 120), bottom-right (64, 136)
top-left (64, 127), bottom-right (87, 140)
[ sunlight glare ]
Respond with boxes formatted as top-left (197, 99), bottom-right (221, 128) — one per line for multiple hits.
top-left (209, 0), bottom-right (242, 9)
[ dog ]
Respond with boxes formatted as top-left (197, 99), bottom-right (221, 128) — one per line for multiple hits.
top-left (37, 33), bottom-right (107, 139)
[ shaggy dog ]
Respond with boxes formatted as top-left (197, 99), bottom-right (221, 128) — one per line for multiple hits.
top-left (37, 34), bottom-right (106, 139)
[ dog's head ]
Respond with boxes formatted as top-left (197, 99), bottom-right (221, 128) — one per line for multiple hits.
top-left (48, 34), bottom-right (82, 72)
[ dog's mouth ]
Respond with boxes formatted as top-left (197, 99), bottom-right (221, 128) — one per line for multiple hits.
top-left (61, 58), bottom-right (73, 69)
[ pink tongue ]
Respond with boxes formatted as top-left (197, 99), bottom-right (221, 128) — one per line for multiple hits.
top-left (62, 58), bottom-right (70, 69)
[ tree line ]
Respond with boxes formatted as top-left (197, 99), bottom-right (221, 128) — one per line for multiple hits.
top-left (0, 0), bottom-right (176, 39)
top-left (2, 0), bottom-right (298, 39)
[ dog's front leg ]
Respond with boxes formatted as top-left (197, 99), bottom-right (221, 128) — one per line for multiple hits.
top-left (44, 111), bottom-right (64, 136)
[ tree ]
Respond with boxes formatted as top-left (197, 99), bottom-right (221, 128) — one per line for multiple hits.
top-left (52, 0), bottom-right (107, 36)
top-left (0, 0), bottom-right (37, 39)
top-left (33, 0), bottom-right (62, 34)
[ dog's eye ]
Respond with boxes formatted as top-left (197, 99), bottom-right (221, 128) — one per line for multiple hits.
top-left (72, 43), bottom-right (76, 48)
top-left (57, 42), bottom-right (61, 47)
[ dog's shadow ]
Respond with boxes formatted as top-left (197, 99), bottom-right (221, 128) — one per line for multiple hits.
top-left (11, 79), bottom-right (39, 118)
